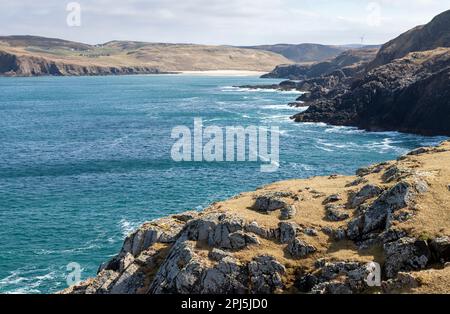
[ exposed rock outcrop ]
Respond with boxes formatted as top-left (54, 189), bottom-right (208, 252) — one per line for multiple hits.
top-left (61, 141), bottom-right (450, 294)
top-left (293, 48), bottom-right (450, 136)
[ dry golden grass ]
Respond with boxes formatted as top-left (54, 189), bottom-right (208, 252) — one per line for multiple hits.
top-left (202, 141), bottom-right (450, 292)
top-left (0, 41), bottom-right (292, 72)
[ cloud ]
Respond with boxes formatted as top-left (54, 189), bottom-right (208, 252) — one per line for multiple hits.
top-left (0, 0), bottom-right (448, 45)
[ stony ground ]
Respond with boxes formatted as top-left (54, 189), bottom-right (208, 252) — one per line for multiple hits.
top-left (62, 141), bottom-right (450, 294)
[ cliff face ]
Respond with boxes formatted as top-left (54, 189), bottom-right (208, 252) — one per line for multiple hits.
top-left (62, 141), bottom-right (450, 294)
top-left (368, 10), bottom-right (450, 70)
top-left (0, 51), bottom-right (164, 76)
top-left (294, 48), bottom-right (450, 136)
top-left (0, 36), bottom-right (292, 76)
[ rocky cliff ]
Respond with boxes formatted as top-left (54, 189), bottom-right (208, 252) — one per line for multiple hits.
top-left (0, 50), bottom-right (165, 76)
top-left (62, 141), bottom-right (450, 294)
top-left (368, 10), bottom-right (450, 70)
top-left (0, 36), bottom-right (292, 76)
top-left (293, 48), bottom-right (450, 136)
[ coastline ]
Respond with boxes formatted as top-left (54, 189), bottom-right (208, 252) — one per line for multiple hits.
top-left (62, 140), bottom-right (450, 294)
top-left (176, 70), bottom-right (267, 77)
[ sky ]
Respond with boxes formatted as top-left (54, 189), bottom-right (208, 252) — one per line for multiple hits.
top-left (0, 0), bottom-right (449, 46)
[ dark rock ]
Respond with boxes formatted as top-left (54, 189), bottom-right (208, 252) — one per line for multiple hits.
top-left (280, 204), bottom-right (297, 220)
top-left (248, 255), bottom-right (286, 294)
top-left (253, 193), bottom-right (288, 212)
top-left (383, 237), bottom-right (431, 278)
top-left (325, 205), bottom-right (350, 221)
top-left (429, 236), bottom-right (450, 263)
top-left (348, 184), bottom-right (383, 208)
top-left (278, 222), bottom-right (301, 244)
top-left (287, 238), bottom-right (316, 258)
top-left (323, 194), bottom-right (342, 204)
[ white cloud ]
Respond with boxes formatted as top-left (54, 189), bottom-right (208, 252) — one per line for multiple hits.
top-left (0, 0), bottom-right (448, 45)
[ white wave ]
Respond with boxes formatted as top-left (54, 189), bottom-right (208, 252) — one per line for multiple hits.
top-left (260, 114), bottom-right (292, 122)
top-left (364, 138), bottom-right (407, 154)
top-left (262, 104), bottom-right (301, 111)
top-left (0, 267), bottom-right (59, 294)
top-left (324, 125), bottom-right (365, 135)
top-left (313, 144), bottom-right (334, 152)
top-left (299, 122), bottom-right (328, 127)
top-left (220, 86), bottom-right (304, 94)
top-left (119, 218), bottom-right (142, 237)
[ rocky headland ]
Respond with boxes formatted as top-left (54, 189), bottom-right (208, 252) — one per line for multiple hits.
top-left (0, 36), bottom-right (292, 77)
top-left (243, 10), bottom-right (450, 137)
top-left (62, 141), bottom-right (450, 294)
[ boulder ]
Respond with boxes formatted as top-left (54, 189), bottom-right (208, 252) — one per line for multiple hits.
top-left (383, 237), bottom-right (431, 278)
top-left (253, 193), bottom-right (287, 212)
top-left (244, 221), bottom-right (278, 240)
top-left (280, 204), bottom-right (297, 220)
top-left (287, 238), bottom-right (316, 258)
top-left (208, 248), bottom-right (233, 262)
top-left (429, 236), bottom-right (450, 262)
top-left (248, 255), bottom-right (286, 294)
top-left (278, 222), bottom-right (301, 244)
top-left (348, 184), bottom-right (383, 209)
top-left (325, 204), bottom-right (349, 221)
top-left (347, 181), bottom-right (417, 239)
top-left (298, 261), bottom-right (374, 294)
top-left (323, 194), bottom-right (342, 204)
top-left (228, 231), bottom-right (260, 250)
top-left (382, 272), bottom-right (419, 294)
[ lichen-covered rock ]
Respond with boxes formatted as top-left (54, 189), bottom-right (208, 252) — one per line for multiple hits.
top-left (248, 255), bottom-right (286, 294)
top-left (208, 248), bottom-right (233, 261)
top-left (381, 272), bottom-right (419, 294)
top-left (278, 222), bottom-right (301, 244)
top-left (356, 163), bottom-right (388, 177)
top-left (298, 261), bottom-right (374, 294)
top-left (325, 204), bottom-right (349, 221)
top-left (383, 237), bottom-right (431, 278)
top-left (253, 193), bottom-right (288, 212)
top-left (185, 213), bottom-right (246, 249)
top-left (347, 181), bottom-right (418, 239)
top-left (121, 217), bottom-right (185, 257)
top-left (304, 227), bottom-right (318, 237)
top-left (228, 231), bottom-right (260, 250)
top-left (244, 221), bottom-right (278, 240)
top-left (430, 236), bottom-right (450, 262)
top-left (382, 165), bottom-right (415, 183)
top-left (323, 194), bottom-right (342, 204)
top-left (348, 184), bottom-right (383, 209)
top-left (287, 238), bottom-right (316, 258)
top-left (325, 227), bottom-right (347, 241)
top-left (280, 204), bottom-right (297, 220)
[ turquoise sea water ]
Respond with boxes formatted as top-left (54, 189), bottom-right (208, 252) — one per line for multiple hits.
top-left (0, 75), bottom-right (446, 294)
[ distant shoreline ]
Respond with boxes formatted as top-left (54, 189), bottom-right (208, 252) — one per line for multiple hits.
top-left (175, 70), bottom-right (267, 77)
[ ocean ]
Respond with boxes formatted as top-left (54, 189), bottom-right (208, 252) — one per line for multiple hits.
top-left (0, 75), bottom-right (445, 294)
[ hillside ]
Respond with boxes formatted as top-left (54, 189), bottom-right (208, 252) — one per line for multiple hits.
top-left (244, 43), bottom-right (348, 63)
top-left (0, 36), bottom-right (292, 76)
top-left (61, 141), bottom-right (450, 294)
top-left (368, 10), bottom-right (450, 69)
top-left (262, 48), bottom-right (379, 79)
top-left (293, 48), bottom-right (450, 136)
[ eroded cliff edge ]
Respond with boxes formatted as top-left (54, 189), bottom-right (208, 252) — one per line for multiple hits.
top-left (62, 141), bottom-right (450, 294)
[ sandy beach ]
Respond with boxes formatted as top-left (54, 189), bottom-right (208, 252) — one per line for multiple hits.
top-left (177, 70), bottom-right (267, 76)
